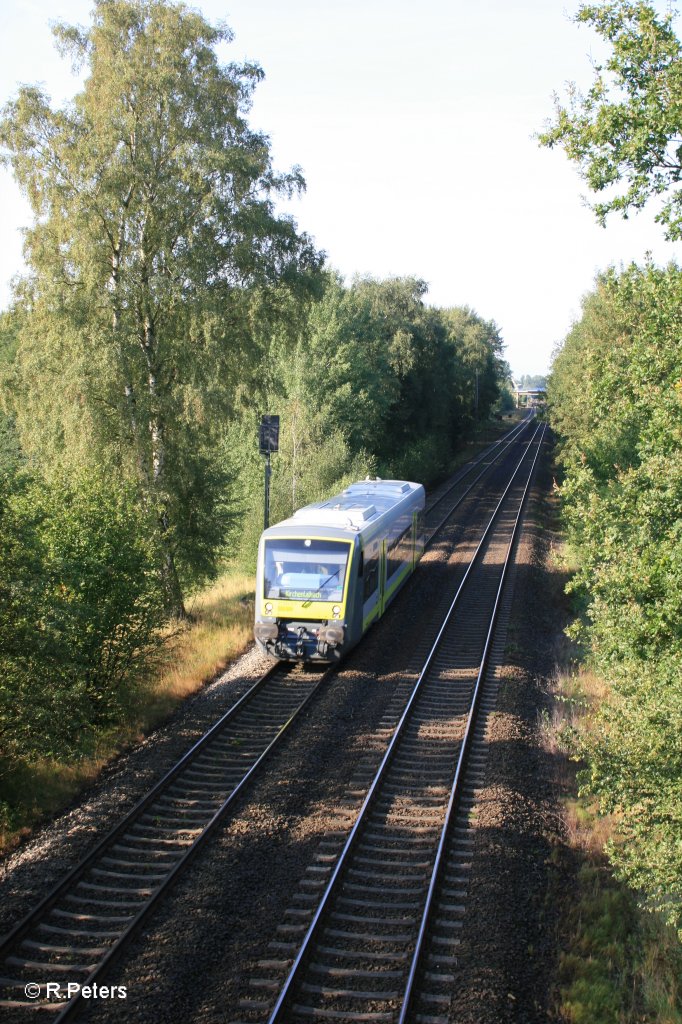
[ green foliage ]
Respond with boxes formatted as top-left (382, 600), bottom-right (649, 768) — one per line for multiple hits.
top-left (539, 0), bottom-right (682, 240)
top-left (554, 849), bottom-right (682, 1022)
top-left (549, 261), bottom-right (682, 935)
top-left (0, 310), bottom-right (23, 476)
top-left (583, 656), bottom-right (682, 927)
top-left (219, 271), bottom-right (508, 572)
top-left (0, 467), bottom-right (164, 766)
top-left (494, 386), bottom-right (516, 414)
top-left (0, 0), bottom-right (322, 615)
top-left (220, 326), bottom-right (378, 573)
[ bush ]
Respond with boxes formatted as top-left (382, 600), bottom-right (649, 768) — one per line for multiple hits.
top-left (387, 434), bottom-right (448, 487)
top-left (0, 469), bottom-right (164, 766)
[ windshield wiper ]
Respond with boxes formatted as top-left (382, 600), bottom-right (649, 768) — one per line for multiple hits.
top-left (315, 568), bottom-right (340, 593)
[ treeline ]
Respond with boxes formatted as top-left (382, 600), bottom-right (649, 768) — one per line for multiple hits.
top-left (0, 0), bottom-right (508, 810)
top-left (224, 273), bottom-right (507, 567)
top-left (0, 274), bottom-right (505, 769)
top-left (539, 0), bottom-right (682, 941)
top-left (548, 261), bottom-right (682, 936)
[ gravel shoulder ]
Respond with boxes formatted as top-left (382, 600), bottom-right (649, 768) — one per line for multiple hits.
top-left (446, 440), bottom-right (570, 1023)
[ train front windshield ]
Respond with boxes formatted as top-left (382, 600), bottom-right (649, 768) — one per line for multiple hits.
top-left (264, 539), bottom-right (350, 603)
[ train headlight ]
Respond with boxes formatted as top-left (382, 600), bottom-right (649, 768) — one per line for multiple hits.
top-left (265, 602), bottom-right (273, 614)
top-left (332, 605), bottom-right (341, 618)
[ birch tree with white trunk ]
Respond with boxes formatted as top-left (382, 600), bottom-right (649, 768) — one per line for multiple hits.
top-left (0, 0), bottom-right (321, 617)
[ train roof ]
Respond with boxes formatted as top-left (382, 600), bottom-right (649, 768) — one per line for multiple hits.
top-left (263, 479), bottom-right (424, 539)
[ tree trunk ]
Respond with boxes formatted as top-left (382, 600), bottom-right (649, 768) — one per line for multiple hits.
top-left (112, 232), bottom-right (185, 618)
top-left (158, 505), bottom-right (187, 621)
top-left (142, 310), bottom-right (186, 621)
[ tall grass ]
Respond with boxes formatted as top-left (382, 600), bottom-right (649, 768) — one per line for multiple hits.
top-left (144, 573), bottom-right (255, 724)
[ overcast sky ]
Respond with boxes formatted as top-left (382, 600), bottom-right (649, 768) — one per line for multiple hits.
top-left (1, 0), bottom-right (680, 377)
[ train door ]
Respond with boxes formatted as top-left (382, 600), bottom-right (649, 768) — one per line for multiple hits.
top-left (379, 539), bottom-right (387, 617)
top-left (360, 541), bottom-right (382, 631)
top-left (412, 508), bottom-right (425, 567)
top-left (412, 510), bottom-right (417, 567)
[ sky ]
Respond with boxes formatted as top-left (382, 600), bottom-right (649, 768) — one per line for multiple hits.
top-left (0, 0), bottom-right (680, 378)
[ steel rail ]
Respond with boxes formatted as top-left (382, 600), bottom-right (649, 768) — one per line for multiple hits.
top-left (0, 661), bottom-right (287, 960)
top-left (423, 411), bottom-right (532, 520)
top-left (51, 667), bottom-right (333, 1023)
top-left (424, 413), bottom-right (535, 543)
top-left (0, 660), bottom-right (333, 1020)
top-left (266, 421), bottom-right (545, 1023)
top-left (398, 421), bottom-right (547, 1024)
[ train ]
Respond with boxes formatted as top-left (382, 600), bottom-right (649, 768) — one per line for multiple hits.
top-left (254, 478), bottom-right (426, 662)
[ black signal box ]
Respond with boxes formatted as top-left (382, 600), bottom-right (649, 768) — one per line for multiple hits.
top-left (259, 415), bottom-right (280, 454)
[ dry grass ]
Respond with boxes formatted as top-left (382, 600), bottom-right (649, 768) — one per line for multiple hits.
top-left (639, 929), bottom-right (682, 1023)
top-left (143, 572), bottom-right (255, 726)
top-left (563, 798), bottom-right (617, 858)
top-left (538, 660), bottom-right (618, 859)
top-left (539, 665), bottom-right (610, 751)
top-left (0, 756), bottom-right (110, 850)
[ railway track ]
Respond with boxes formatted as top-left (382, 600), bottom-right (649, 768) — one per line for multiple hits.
top-left (423, 412), bottom-right (533, 536)
top-left (0, 415), bottom-right (541, 1021)
top-left (0, 663), bottom-right (330, 1019)
top-left (251, 421), bottom-right (547, 1024)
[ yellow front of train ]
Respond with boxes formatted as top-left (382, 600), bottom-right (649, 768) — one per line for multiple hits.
top-left (254, 532), bottom-right (356, 661)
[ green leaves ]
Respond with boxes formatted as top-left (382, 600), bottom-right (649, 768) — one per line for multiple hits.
top-left (538, 0), bottom-right (682, 240)
top-left (550, 261), bottom-right (682, 935)
top-left (0, 0), bottom-right (322, 614)
top-left (0, 469), bottom-right (164, 765)
top-left (220, 271), bottom-right (509, 572)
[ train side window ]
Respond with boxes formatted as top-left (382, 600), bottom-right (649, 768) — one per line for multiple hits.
top-left (387, 526), bottom-right (411, 579)
top-left (363, 556), bottom-right (379, 601)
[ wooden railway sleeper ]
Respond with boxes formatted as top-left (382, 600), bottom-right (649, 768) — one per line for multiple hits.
top-left (343, 881), bottom-right (425, 896)
top-left (48, 910), bottom-right (133, 924)
top-left (6, 957), bottom-right (95, 973)
top-left (20, 941), bottom-right (108, 957)
top-left (38, 924), bottom-right (125, 940)
top-left (308, 964), bottom-right (404, 981)
top-left (298, 981), bottom-right (400, 999)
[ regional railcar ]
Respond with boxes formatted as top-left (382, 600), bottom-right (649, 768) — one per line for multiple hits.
top-left (254, 478), bottom-right (425, 662)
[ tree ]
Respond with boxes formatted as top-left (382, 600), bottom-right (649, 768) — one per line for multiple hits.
top-left (0, 311), bottom-right (22, 476)
top-left (293, 273), bottom-right (401, 457)
top-left (0, 0), bottom-right (321, 616)
top-left (538, 0), bottom-right (682, 240)
top-left (441, 306), bottom-right (506, 424)
top-left (549, 261), bottom-right (682, 934)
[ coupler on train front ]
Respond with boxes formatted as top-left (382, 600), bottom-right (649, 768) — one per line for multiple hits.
top-left (254, 619), bottom-right (346, 662)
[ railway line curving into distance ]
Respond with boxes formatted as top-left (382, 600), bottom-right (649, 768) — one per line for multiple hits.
top-left (249, 421), bottom-right (546, 1024)
top-left (0, 413), bottom-right (545, 1022)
